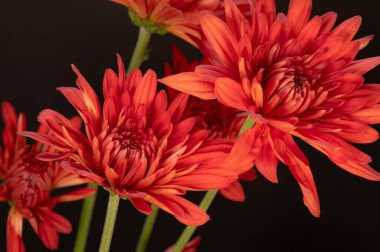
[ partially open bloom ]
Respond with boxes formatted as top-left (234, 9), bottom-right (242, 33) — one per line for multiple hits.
top-left (165, 45), bottom-right (256, 202)
top-left (165, 236), bottom-right (201, 252)
top-left (111, 0), bottom-right (221, 46)
top-left (161, 0), bottom-right (380, 216)
top-left (0, 102), bottom-right (94, 252)
top-left (21, 55), bottom-right (257, 226)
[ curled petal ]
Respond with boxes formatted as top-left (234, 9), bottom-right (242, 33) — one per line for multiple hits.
top-left (130, 198), bottom-right (153, 215)
top-left (145, 194), bottom-right (209, 226)
top-left (220, 181), bottom-right (246, 202)
top-left (227, 126), bottom-right (263, 175)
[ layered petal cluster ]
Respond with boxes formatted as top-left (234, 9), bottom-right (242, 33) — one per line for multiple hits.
top-left (0, 102), bottom-right (94, 252)
top-left (165, 45), bottom-right (256, 202)
top-left (22, 55), bottom-right (254, 226)
top-left (161, 0), bottom-right (380, 216)
top-left (165, 45), bottom-right (246, 140)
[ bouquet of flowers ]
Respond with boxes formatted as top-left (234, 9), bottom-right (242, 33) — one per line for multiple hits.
top-left (2, 0), bottom-right (380, 251)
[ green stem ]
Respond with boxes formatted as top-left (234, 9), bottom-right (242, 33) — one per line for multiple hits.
top-left (238, 116), bottom-right (255, 137)
top-left (172, 115), bottom-right (255, 252)
top-left (99, 194), bottom-right (120, 252)
top-left (135, 205), bottom-right (159, 252)
top-left (73, 183), bottom-right (99, 252)
top-left (127, 26), bottom-right (151, 74)
top-left (172, 190), bottom-right (218, 252)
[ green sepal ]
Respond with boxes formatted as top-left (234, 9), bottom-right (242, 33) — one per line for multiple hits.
top-left (128, 10), bottom-right (168, 36)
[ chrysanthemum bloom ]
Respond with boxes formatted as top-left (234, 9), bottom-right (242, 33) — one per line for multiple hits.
top-left (111, 0), bottom-right (251, 46)
top-left (165, 236), bottom-right (201, 252)
top-left (165, 45), bottom-right (256, 202)
top-left (111, 0), bottom-right (220, 46)
top-left (0, 102), bottom-right (94, 252)
top-left (161, 0), bottom-right (380, 216)
top-left (21, 55), bottom-right (258, 226)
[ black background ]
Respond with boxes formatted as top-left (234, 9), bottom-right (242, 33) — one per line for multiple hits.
top-left (1, 0), bottom-right (380, 251)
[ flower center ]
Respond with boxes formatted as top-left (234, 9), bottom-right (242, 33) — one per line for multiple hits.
top-left (280, 56), bottom-right (320, 98)
top-left (103, 127), bottom-right (155, 170)
top-left (114, 131), bottom-right (144, 151)
top-left (22, 154), bottom-right (50, 174)
top-left (7, 171), bottom-right (48, 209)
top-left (185, 99), bottom-right (244, 139)
top-left (262, 55), bottom-right (326, 118)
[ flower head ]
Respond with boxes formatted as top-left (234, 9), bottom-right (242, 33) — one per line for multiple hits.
top-left (0, 102), bottom-right (94, 252)
top-left (21, 55), bottom-right (255, 226)
top-left (112, 0), bottom-right (220, 46)
top-left (161, 0), bottom-right (380, 216)
top-left (165, 45), bottom-right (257, 202)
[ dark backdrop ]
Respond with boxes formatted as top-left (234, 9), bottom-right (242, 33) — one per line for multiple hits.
top-left (1, 0), bottom-right (380, 251)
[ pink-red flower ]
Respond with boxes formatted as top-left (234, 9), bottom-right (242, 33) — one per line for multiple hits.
top-left (165, 45), bottom-right (256, 202)
top-left (161, 0), bottom-right (380, 216)
top-left (0, 102), bottom-right (94, 252)
top-left (21, 55), bottom-right (257, 226)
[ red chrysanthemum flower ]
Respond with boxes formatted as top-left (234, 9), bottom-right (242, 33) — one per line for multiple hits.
top-left (165, 236), bottom-right (201, 252)
top-left (21, 55), bottom-right (258, 226)
top-left (165, 45), bottom-right (256, 202)
top-left (161, 0), bottom-right (380, 216)
top-left (0, 102), bottom-right (94, 252)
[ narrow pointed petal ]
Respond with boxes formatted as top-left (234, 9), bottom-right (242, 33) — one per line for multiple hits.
top-left (38, 222), bottom-right (59, 250)
top-left (345, 56), bottom-right (380, 75)
top-left (133, 70), bottom-right (157, 109)
top-left (53, 187), bottom-right (96, 202)
top-left (146, 194), bottom-right (210, 226)
top-left (256, 134), bottom-right (279, 183)
top-left (332, 16), bottom-right (362, 43)
top-left (7, 208), bottom-right (25, 252)
top-left (130, 198), bottom-right (153, 215)
top-left (294, 130), bottom-right (380, 181)
top-left (288, 0), bottom-right (312, 35)
top-left (227, 126), bottom-right (262, 175)
top-left (200, 13), bottom-right (239, 67)
top-left (269, 129), bottom-right (320, 217)
top-left (160, 72), bottom-right (216, 100)
top-left (220, 181), bottom-right (246, 202)
top-left (171, 168), bottom-right (237, 190)
top-left (215, 77), bottom-right (251, 111)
